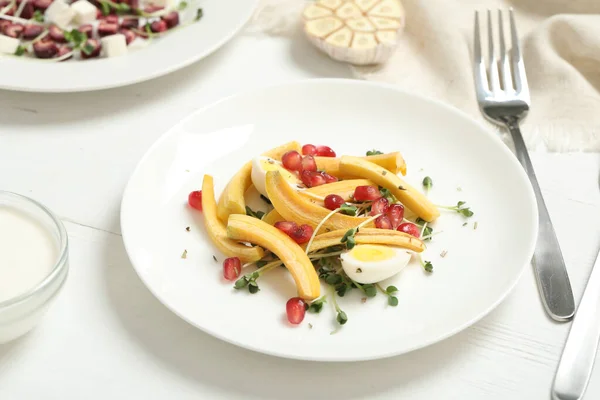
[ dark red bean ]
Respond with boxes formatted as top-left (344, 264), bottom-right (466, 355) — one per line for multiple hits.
top-left (33, 0), bottom-right (52, 11)
top-left (120, 17), bottom-right (138, 29)
top-left (97, 22), bottom-right (118, 37)
top-left (161, 11), bottom-right (179, 28)
top-left (102, 14), bottom-right (118, 24)
top-left (57, 45), bottom-right (72, 60)
top-left (119, 28), bottom-right (136, 44)
top-left (22, 24), bottom-right (44, 40)
top-left (48, 25), bottom-right (66, 42)
top-left (150, 20), bottom-right (167, 33)
top-left (80, 39), bottom-right (101, 59)
top-left (3, 23), bottom-right (24, 39)
top-left (33, 40), bottom-right (58, 58)
top-left (77, 24), bottom-right (93, 36)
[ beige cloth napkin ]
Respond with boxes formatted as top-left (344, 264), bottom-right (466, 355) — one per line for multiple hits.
top-left (249, 0), bottom-right (600, 152)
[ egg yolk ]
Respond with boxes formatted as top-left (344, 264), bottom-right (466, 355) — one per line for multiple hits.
top-left (260, 159), bottom-right (298, 184)
top-left (349, 245), bottom-right (395, 262)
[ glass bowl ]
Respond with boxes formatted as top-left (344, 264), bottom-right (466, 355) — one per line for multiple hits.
top-left (0, 191), bottom-right (69, 344)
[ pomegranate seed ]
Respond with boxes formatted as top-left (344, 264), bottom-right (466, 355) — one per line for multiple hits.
top-left (4, 5), bottom-right (13, 14)
top-left (95, 8), bottom-right (102, 19)
top-left (353, 185), bottom-right (381, 202)
top-left (0, 21), bottom-right (11, 33)
top-left (375, 215), bottom-right (393, 230)
top-left (302, 144), bottom-right (318, 156)
top-left (290, 224), bottom-right (313, 244)
top-left (161, 11), bottom-right (179, 28)
top-left (187, 190), bottom-right (203, 211)
top-left (301, 155), bottom-right (317, 172)
top-left (77, 24), bottom-right (93, 36)
top-left (103, 14), bottom-right (118, 24)
top-left (3, 23), bottom-right (23, 38)
top-left (33, 0), bottom-right (52, 10)
top-left (56, 45), bottom-right (72, 60)
top-left (398, 222), bottom-right (420, 238)
top-left (150, 19), bottom-right (167, 33)
top-left (370, 197), bottom-right (390, 216)
top-left (386, 204), bottom-right (405, 229)
top-left (0, 1), bottom-right (7, 6)
top-left (300, 170), bottom-right (326, 188)
top-left (274, 221), bottom-right (298, 237)
top-left (48, 25), bottom-right (66, 42)
top-left (80, 39), bottom-right (101, 58)
top-left (33, 40), bottom-right (58, 58)
top-left (120, 17), bottom-right (139, 30)
top-left (119, 28), bottom-right (136, 44)
top-left (324, 194), bottom-right (345, 210)
top-left (286, 297), bottom-right (306, 324)
top-left (22, 24), bottom-right (44, 40)
top-left (223, 257), bottom-right (241, 281)
top-left (281, 150), bottom-right (302, 172)
top-left (98, 22), bottom-right (118, 37)
top-left (321, 172), bottom-right (338, 183)
top-left (316, 145), bottom-right (336, 157)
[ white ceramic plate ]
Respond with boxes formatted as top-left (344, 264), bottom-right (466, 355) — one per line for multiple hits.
top-left (121, 80), bottom-right (538, 361)
top-left (0, 0), bottom-right (257, 92)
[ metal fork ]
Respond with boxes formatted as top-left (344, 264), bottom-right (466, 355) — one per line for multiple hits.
top-left (473, 10), bottom-right (575, 321)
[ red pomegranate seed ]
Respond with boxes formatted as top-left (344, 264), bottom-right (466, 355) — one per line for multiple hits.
top-left (301, 155), bottom-right (317, 172)
top-left (0, 21), bottom-right (11, 33)
top-left (281, 150), bottom-right (302, 172)
top-left (302, 144), bottom-right (318, 156)
top-left (80, 39), bottom-right (101, 58)
top-left (316, 145), bottom-right (336, 158)
top-left (286, 297), bottom-right (306, 324)
top-left (150, 19), bottom-right (167, 33)
top-left (119, 28), bottom-right (136, 44)
top-left (223, 257), bottom-right (241, 281)
top-left (274, 221), bottom-right (298, 236)
top-left (19, 2), bottom-right (34, 18)
top-left (397, 222), bottom-right (420, 238)
top-left (187, 190), bottom-right (203, 211)
top-left (77, 24), bottom-right (93, 36)
top-left (290, 224), bottom-right (313, 244)
top-left (22, 24), bottom-right (44, 40)
top-left (144, 5), bottom-right (163, 13)
top-left (321, 172), bottom-right (338, 183)
top-left (4, 4), bottom-right (14, 14)
top-left (386, 204), bottom-right (405, 229)
top-left (48, 25), bottom-right (66, 42)
top-left (300, 170), bottom-right (326, 188)
top-left (103, 14), bottom-right (119, 24)
top-left (324, 194), bottom-right (345, 210)
top-left (353, 185), bottom-right (380, 202)
top-left (3, 23), bottom-right (23, 38)
top-left (98, 22), bottom-right (118, 37)
top-left (370, 197), bottom-right (389, 216)
top-left (57, 45), bottom-right (72, 60)
top-left (95, 8), bottom-right (102, 19)
top-left (33, 40), bottom-right (58, 58)
top-left (120, 17), bottom-right (138, 30)
top-left (33, 0), bottom-right (52, 10)
top-left (375, 215), bottom-right (393, 230)
top-left (161, 11), bottom-right (179, 28)
top-left (0, 1), bottom-right (7, 6)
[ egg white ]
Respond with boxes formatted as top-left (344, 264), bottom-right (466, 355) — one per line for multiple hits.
top-left (251, 156), bottom-right (301, 197)
top-left (341, 245), bottom-right (412, 284)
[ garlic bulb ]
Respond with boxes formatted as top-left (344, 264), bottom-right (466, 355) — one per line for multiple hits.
top-left (302, 0), bottom-right (405, 66)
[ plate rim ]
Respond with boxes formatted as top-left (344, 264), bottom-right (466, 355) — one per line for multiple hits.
top-left (120, 78), bottom-right (539, 362)
top-left (0, 0), bottom-right (259, 93)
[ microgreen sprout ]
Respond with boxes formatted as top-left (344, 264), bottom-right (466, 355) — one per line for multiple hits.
top-left (14, 45), bottom-right (26, 56)
top-left (178, 1), bottom-right (188, 10)
top-left (328, 286), bottom-right (347, 329)
top-left (234, 260), bottom-right (281, 293)
top-left (419, 255), bottom-right (433, 273)
top-left (32, 10), bottom-right (44, 22)
top-left (376, 284), bottom-right (399, 306)
top-left (260, 194), bottom-right (272, 205)
top-left (245, 206), bottom-right (265, 220)
top-left (339, 203), bottom-right (358, 216)
top-left (379, 187), bottom-right (397, 203)
top-left (437, 201), bottom-right (474, 217)
top-left (340, 214), bottom-right (381, 250)
top-left (366, 150), bottom-right (383, 156)
top-left (195, 8), bottom-right (203, 21)
top-left (422, 176), bottom-right (432, 192)
top-left (308, 296), bottom-right (327, 313)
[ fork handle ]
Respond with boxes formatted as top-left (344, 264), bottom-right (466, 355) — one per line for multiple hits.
top-left (507, 120), bottom-right (575, 321)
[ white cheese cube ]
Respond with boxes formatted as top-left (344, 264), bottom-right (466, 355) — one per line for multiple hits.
top-left (0, 34), bottom-right (20, 55)
top-left (70, 0), bottom-right (97, 25)
top-left (100, 34), bottom-right (127, 58)
top-left (45, 0), bottom-right (76, 29)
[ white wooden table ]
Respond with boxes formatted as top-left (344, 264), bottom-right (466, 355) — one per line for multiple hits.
top-left (1, 32), bottom-right (600, 400)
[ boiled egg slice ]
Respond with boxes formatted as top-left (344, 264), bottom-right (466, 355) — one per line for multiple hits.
top-left (251, 156), bottom-right (302, 198)
top-left (341, 244), bottom-right (412, 284)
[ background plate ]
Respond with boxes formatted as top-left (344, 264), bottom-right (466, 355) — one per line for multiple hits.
top-left (0, 0), bottom-right (258, 92)
top-left (121, 79), bottom-right (538, 361)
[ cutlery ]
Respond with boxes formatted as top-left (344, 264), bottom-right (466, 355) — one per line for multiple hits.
top-left (472, 10), bottom-right (575, 321)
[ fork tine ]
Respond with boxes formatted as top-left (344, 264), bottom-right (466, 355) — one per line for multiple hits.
top-left (487, 10), bottom-right (500, 93)
top-left (509, 9), bottom-right (530, 98)
top-left (498, 10), bottom-right (513, 92)
top-left (473, 11), bottom-right (490, 94)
